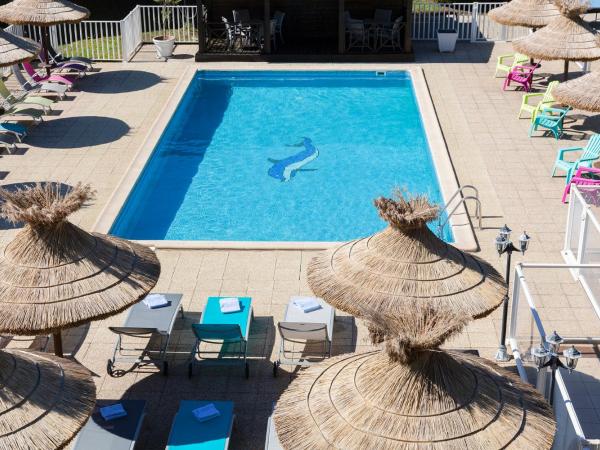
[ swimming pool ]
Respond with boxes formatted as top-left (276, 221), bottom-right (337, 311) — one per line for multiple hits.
top-left (110, 70), bottom-right (454, 242)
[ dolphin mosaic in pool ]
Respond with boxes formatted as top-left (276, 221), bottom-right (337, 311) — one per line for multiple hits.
top-left (267, 137), bottom-right (319, 182)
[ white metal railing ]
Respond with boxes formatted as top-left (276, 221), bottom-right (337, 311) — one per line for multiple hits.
top-left (121, 6), bottom-right (143, 61)
top-left (563, 185), bottom-right (600, 313)
top-left (139, 5), bottom-right (198, 44)
top-left (509, 262), bottom-right (600, 450)
top-left (412, 2), bottom-right (530, 41)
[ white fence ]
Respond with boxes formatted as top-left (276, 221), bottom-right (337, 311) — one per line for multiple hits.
top-left (6, 3), bottom-right (525, 62)
top-left (412, 1), bottom-right (530, 41)
top-left (509, 262), bottom-right (600, 450)
top-left (563, 185), bottom-right (600, 312)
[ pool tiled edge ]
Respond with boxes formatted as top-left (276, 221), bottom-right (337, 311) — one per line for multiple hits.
top-left (94, 63), bottom-right (477, 251)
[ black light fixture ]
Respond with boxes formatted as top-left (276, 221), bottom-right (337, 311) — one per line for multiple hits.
top-left (532, 331), bottom-right (581, 405)
top-left (495, 225), bottom-right (530, 362)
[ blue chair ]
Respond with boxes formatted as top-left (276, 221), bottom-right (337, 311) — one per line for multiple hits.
top-left (552, 134), bottom-right (600, 184)
top-left (529, 106), bottom-right (571, 139)
top-left (188, 297), bottom-right (253, 378)
top-left (167, 401), bottom-right (234, 450)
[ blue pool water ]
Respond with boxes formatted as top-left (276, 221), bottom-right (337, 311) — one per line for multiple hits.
top-left (111, 71), bottom-right (453, 242)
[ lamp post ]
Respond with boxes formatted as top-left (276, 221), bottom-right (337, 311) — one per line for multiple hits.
top-left (494, 225), bottom-right (531, 362)
top-left (532, 331), bottom-right (581, 405)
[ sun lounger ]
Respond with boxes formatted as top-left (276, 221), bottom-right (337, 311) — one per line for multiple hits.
top-left (48, 43), bottom-right (94, 68)
top-left (167, 401), bottom-right (234, 450)
top-left (0, 132), bottom-right (18, 153)
top-left (39, 51), bottom-right (88, 76)
top-left (73, 400), bottom-right (146, 450)
top-left (0, 79), bottom-right (54, 113)
top-left (264, 411), bottom-right (283, 450)
top-left (22, 62), bottom-right (76, 88)
top-left (107, 293), bottom-right (184, 376)
top-left (0, 105), bottom-right (43, 122)
top-left (0, 121), bottom-right (26, 142)
top-left (273, 296), bottom-right (335, 376)
top-left (188, 296), bottom-right (253, 378)
top-left (12, 65), bottom-right (68, 99)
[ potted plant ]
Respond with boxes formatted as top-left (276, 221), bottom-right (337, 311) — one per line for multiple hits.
top-left (437, 28), bottom-right (458, 52)
top-left (152, 0), bottom-right (181, 59)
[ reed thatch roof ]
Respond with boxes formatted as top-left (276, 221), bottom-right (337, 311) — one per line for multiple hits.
top-left (307, 190), bottom-right (506, 321)
top-left (488, 0), bottom-right (560, 28)
top-left (554, 71), bottom-right (600, 111)
top-left (0, 183), bottom-right (160, 335)
top-left (273, 303), bottom-right (555, 450)
top-left (0, 349), bottom-right (95, 450)
top-left (0, 29), bottom-right (40, 68)
top-left (512, 0), bottom-right (600, 61)
top-left (0, 0), bottom-right (89, 26)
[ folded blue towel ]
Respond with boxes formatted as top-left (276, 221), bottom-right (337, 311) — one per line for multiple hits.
top-left (100, 403), bottom-right (127, 421)
top-left (143, 294), bottom-right (170, 309)
top-left (192, 403), bottom-right (221, 423)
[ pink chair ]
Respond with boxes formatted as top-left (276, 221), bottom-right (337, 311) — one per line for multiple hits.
top-left (562, 166), bottom-right (600, 202)
top-left (503, 64), bottom-right (539, 92)
top-left (22, 61), bottom-right (76, 88)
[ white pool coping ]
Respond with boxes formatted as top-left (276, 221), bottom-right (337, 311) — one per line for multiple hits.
top-left (94, 63), bottom-right (477, 251)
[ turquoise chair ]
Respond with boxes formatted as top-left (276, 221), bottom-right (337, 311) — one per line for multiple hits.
top-left (530, 106), bottom-right (571, 140)
top-left (552, 134), bottom-right (600, 184)
top-left (188, 296), bottom-right (253, 378)
top-left (167, 401), bottom-right (234, 450)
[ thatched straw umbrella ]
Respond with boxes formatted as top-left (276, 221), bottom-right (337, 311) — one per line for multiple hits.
top-left (488, 0), bottom-right (560, 28)
top-left (554, 71), bottom-right (600, 111)
top-left (512, 0), bottom-right (600, 80)
top-left (0, 29), bottom-right (40, 67)
top-left (307, 190), bottom-right (506, 326)
top-left (0, 348), bottom-right (95, 449)
top-left (273, 303), bottom-right (556, 449)
top-left (0, 183), bottom-right (161, 357)
top-left (0, 0), bottom-right (90, 75)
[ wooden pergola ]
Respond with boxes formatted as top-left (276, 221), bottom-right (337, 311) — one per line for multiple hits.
top-left (195, 0), bottom-right (412, 57)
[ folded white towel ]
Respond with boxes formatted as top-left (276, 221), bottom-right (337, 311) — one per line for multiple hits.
top-left (192, 403), bottom-right (221, 423)
top-left (219, 297), bottom-right (241, 314)
top-left (292, 296), bottom-right (322, 313)
top-left (143, 294), bottom-right (169, 309)
top-left (100, 403), bottom-right (127, 421)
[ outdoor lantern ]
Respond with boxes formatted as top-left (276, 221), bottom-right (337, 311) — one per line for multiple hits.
top-left (563, 345), bottom-right (582, 372)
top-left (495, 235), bottom-right (507, 255)
top-left (532, 344), bottom-right (550, 370)
top-left (499, 224), bottom-right (512, 241)
top-left (519, 231), bottom-right (531, 254)
top-left (546, 330), bottom-right (564, 353)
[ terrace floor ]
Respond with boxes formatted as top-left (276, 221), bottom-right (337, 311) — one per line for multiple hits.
top-left (1, 42), bottom-right (600, 448)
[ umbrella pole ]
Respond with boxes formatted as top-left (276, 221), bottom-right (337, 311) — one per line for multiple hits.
top-left (42, 27), bottom-right (52, 77)
top-left (564, 60), bottom-right (569, 81)
top-left (52, 332), bottom-right (64, 357)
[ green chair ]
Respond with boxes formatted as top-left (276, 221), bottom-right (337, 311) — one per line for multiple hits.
top-left (519, 80), bottom-right (559, 122)
top-left (552, 134), bottom-right (600, 184)
top-left (495, 52), bottom-right (529, 77)
top-left (0, 79), bottom-right (54, 113)
top-left (529, 106), bottom-right (570, 140)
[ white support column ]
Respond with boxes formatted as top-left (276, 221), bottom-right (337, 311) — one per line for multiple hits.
top-left (470, 2), bottom-right (479, 42)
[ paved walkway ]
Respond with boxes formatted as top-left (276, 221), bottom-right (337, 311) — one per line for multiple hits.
top-left (1, 42), bottom-right (599, 448)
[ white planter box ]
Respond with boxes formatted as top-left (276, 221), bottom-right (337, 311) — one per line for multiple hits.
top-left (153, 36), bottom-right (176, 60)
top-left (437, 30), bottom-right (458, 53)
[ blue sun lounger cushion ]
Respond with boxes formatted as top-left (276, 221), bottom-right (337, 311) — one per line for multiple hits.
top-left (167, 401), bottom-right (234, 450)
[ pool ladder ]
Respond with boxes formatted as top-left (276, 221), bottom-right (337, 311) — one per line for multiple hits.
top-left (437, 185), bottom-right (482, 238)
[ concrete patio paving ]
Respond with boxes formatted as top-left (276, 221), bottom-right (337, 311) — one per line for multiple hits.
top-left (1, 41), bottom-right (599, 448)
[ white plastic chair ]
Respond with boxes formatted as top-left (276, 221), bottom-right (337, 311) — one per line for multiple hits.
top-left (346, 20), bottom-right (369, 52)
